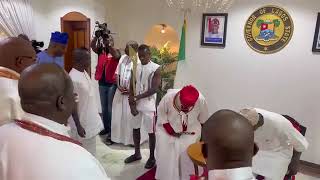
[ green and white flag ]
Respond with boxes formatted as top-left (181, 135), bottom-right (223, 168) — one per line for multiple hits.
top-left (178, 19), bottom-right (186, 61)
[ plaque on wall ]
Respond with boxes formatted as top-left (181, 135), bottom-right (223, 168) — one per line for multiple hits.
top-left (244, 5), bottom-right (294, 54)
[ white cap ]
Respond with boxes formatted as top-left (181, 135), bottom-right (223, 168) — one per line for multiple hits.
top-left (239, 108), bottom-right (259, 126)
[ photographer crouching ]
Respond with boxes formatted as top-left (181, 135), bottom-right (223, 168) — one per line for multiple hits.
top-left (91, 22), bottom-right (121, 145)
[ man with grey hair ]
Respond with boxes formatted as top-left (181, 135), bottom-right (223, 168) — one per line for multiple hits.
top-left (239, 108), bottom-right (308, 180)
top-left (111, 41), bottom-right (147, 145)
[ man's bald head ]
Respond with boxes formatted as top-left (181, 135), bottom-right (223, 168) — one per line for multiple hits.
top-left (19, 64), bottom-right (74, 125)
top-left (0, 37), bottom-right (36, 73)
top-left (203, 109), bottom-right (255, 170)
top-left (73, 48), bottom-right (90, 71)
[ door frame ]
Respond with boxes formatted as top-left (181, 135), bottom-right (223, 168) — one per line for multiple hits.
top-left (61, 11), bottom-right (91, 73)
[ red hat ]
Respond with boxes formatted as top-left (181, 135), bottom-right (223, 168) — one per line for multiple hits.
top-left (179, 85), bottom-right (199, 108)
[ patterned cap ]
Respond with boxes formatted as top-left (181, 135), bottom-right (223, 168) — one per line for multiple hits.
top-left (50, 31), bottom-right (68, 45)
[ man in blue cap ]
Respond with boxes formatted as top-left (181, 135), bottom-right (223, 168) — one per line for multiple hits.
top-left (37, 31), bottom-right (68, 68)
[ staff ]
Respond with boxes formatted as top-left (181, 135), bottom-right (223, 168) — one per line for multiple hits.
top-left (129, 46), bottom-right (138, 96)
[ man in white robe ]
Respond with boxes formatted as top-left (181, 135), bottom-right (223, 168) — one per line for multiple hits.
top-left (155, 85), bottom-right (209, 180)
top-left (68, 48), bottom-right (104, 156)
top-left (203, 110), bottom-right (257, 180)
top-left (111, 41), bottom-right (147, 145)
top-left (240, 108), bottom-right (309, 180)
top-left (0, 64), bottom-right (109, 180)
top-left (0, 37), bottom-right (36, 126)
top-left (125, 44), bottom-right (161, 169)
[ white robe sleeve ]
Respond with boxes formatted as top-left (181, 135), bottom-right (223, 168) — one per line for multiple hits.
top-left (73, 81), bottom-right (87, 106)
top-left (115, 58), bottom-right (123, 75)
top-left (197, 96), bottom-right (209, 124)
top-left (157, 94), bottom-right (169, 125)
top-left (282, 117), bottom-right (309, 152)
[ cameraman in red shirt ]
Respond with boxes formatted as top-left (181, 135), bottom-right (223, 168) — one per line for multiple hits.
top-left (91, 29), bottom-right (121, 145)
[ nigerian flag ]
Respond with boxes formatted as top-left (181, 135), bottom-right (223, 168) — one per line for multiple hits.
top-left (178, 19), bottom-right (186, 61)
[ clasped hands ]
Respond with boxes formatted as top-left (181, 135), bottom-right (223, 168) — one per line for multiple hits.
top-left (118, 87), bottom-right (129, 95)
top-left (128, 95), bottom-right (141, 116)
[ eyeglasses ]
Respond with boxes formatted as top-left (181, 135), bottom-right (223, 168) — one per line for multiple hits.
top-left (16, 56), bottom-right (36, 62)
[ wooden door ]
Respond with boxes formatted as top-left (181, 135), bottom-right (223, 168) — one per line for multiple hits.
top-left (61, 12), bottom-right (91, 74)
top-left (74, 30), bottom-right (85, 48)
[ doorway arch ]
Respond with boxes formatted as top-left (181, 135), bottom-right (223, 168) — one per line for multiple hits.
top-left (61, 11), bottom-right (91, 73)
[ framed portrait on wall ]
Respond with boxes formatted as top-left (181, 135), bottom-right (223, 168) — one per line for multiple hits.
top-left (312, 13), bottom-right (320, 52)
top-left (201, 13), bottom-right (228, 47)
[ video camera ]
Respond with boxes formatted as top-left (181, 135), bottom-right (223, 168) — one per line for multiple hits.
top-left (94, 21), bottom-right (111, 39)
top-left (31, 40), bottom-right (44, 54)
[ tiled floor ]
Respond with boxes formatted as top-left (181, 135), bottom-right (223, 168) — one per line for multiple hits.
top-left (95, 137), bottom-right (319, 180)
top-left (295, 174), bottom-right (319, 180)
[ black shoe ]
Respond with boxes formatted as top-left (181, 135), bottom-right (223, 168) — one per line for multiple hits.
top-left (144, 158), bottom-right (156, 169)
top-left (105, 138), bottom-right (114, 146)
top-left (124, 154), bottom-right (142, 164)
top-left (99, 130), bottom-right (107, 136)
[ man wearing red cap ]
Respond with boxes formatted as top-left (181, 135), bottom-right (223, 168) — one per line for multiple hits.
top-left (155, 85), bottom-right (209, 180)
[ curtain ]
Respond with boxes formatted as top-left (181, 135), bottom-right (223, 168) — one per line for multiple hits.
top-left (0, 0), bottom-right (34, 39)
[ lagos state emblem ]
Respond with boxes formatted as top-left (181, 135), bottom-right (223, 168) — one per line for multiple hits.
top-left (244, 5), bottom-right (294, 54)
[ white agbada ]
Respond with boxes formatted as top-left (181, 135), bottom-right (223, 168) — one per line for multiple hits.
top-left (252, 108), bottom-right (309, 180)
top-left (68, 68), bottom-right (103, 155)
top-left (135, 61), bottom-right (160, 112)
top-left (208, 167), bottom-right (255, 180)
top-left (0, 113), bottom-right (110, 180)
top-left (0, 67), bottom-right (23, 126)
top-left (111, 55), bottom-right (147, 145)
top-left (130, 61), bottom-right (160, 133)
top-left (155, 89), bottom-right (209, 180)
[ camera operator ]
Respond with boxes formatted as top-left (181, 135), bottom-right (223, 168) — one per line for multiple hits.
top-left (36, 31), bottom-right (68, 68)
top-left (91, 26), bottom-right (121, 145)
top-left (31, 40), bottom-right (44, 54)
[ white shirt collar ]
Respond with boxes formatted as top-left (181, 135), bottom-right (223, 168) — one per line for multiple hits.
top-left (209, 167), bottom-right (255, 180)
top-left (21, 112), bottom-right (70, 137)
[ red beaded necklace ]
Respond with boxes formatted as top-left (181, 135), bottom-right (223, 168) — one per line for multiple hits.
top-left (172, 93), bottom-right (195, 132)
top-left (15, 120), bottom-right (82, 146)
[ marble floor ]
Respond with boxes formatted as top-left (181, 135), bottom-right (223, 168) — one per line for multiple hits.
top-left (95, 137), bottom-right (319, 180)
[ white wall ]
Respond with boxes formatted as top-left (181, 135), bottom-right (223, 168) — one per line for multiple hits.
top-left (106, 0), bottom-right (320, 164)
